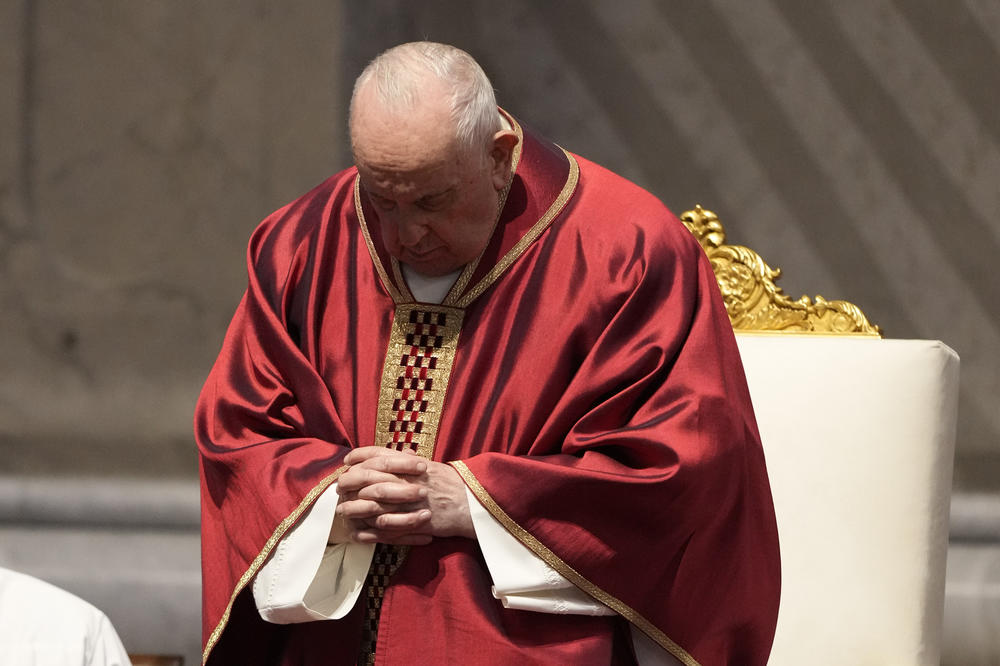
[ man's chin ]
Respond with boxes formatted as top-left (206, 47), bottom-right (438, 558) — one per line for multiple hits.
top-left (398, 249), bottom-right (463, 277)
top-left (400, 258), bottom-right (461, 278)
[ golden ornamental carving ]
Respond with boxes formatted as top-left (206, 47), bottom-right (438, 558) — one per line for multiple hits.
top-left (681, 206), bottom-right (881, 336)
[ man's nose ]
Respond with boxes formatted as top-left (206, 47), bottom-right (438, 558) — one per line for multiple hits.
top-left (396, 216), bottom-right (429, 247)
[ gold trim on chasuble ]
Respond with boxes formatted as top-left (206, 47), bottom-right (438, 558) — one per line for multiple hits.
top-left (202, 469), bottom-right (345, 666)
top-left (454, 149), bottom-right (579, 308)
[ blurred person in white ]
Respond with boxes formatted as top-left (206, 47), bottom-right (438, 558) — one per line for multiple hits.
top-left (0, 567), bottom-right (132, 666)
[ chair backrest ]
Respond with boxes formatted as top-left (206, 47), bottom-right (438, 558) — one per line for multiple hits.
top-left (683, 207), bottom-right (959, 665)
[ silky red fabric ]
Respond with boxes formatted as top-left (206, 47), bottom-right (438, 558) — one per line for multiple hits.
top-left (196, 125), bottom-right (780, 665)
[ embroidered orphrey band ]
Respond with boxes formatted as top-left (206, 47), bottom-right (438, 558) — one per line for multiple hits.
top-left (374, 304), bottom-right (464, 458)
top-left (359, 303), bottom-right (465, 664)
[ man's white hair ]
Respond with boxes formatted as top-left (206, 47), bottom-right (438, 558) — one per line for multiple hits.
top-left (350, 42), bottom-right (501, 154)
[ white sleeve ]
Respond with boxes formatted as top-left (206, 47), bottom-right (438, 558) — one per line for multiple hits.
top-left (253, 482), bottom-right (375, 624)
top-left (85, 613), bottom-right (133, 666)
top-left (466, 487), bottom-right (683, 666)
top-left (465, 486), bottom-right (612, 615)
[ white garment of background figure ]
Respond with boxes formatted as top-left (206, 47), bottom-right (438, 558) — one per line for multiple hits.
top-left (0, 567), bottom-right (132, 666)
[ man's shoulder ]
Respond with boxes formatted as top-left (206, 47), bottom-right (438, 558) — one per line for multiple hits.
top-left (572, 154), bottom-right (666, 210)
top-left (248, 166), bottom-right (358, 263)
top-left (567, 154), bottom-right (701, 262)
top-left (0, 568), bottom-right (108, 636)
top-left (258, 166), bottom-right (358, 234)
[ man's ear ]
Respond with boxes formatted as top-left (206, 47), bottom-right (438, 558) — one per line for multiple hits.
top-left (489, 130), bottom-right (520, 190)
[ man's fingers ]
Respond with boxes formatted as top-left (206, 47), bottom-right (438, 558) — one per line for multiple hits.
top-left (357, 482), bottom-right (427, 504)
top-left (337, 498), bottom-right (402, 520)
top-left (337, 468), bottom-right (402, 494)
top-left (351, 509), bottom-right (434, 544)
top-left (370, 508), bottom-right (431, 531)
top-left (337, 497), bottom-right (430, 521)
top-left (353, 530), bottom-right (433, 546)
top-left (344, 447), bottom-right (427, 475)
top-left (338, 500), bottom-right (431, 525)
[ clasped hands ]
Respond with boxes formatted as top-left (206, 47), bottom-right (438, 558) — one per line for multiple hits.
top-left (329, 447), bottom-right (475, 546)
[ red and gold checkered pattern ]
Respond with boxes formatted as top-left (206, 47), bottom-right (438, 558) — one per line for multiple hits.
top-left (384, 314), bottom-right (445, 450)
top-left (375, 305), bottom-right (464, 459)
top-left (358, 542), bottom-right (406, 665)
top-left (359, 304), bottom-right (465, 664)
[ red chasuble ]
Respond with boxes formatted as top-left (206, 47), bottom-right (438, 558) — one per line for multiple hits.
top-left (196, 114), bottom-right (780, 666)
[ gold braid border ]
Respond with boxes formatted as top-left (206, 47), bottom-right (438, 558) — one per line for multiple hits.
top-left (450, 461), bottom-right (700, 666)
top-left (451, 149), bottom-right (580, 309)
top-left (355, 177), bottom-right (406, 304)
top-left (389, 257), bottom-right (414, 303)
top-left (201, 468), bottom-right (346, 665)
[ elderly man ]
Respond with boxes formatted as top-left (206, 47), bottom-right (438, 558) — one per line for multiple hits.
top-left (197, 42), bottom-right (779, 665)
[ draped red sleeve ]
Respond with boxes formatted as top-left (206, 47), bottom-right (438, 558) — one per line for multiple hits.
top-left (450, 156), bottom-right (780, 664)
top-left (195, 170), bottom-right (382, 664)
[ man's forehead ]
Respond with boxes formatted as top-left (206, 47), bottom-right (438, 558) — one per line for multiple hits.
top-left (358, 160), bottom-right (455, 193)
top-left (354, 139), bottom-right (464, 203)
top-left (354, 130), bottom-right (460, 181)
top-left (352, 78), bottom-right (453, 136)
top-left (352, 105), bottom-right (459, 164)
top-left (352, 114), bottom-right (473, 189)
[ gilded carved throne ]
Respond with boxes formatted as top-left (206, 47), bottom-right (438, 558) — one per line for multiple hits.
top-left (682, 207), bottom-right (959, 666)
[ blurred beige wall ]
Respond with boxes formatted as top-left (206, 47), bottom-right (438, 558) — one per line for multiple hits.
top-left (2, 1), bottom-right (346, 476)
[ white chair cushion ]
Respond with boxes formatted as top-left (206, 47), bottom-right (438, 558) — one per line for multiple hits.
top-left (736, 335), bottom-right (959, 666)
